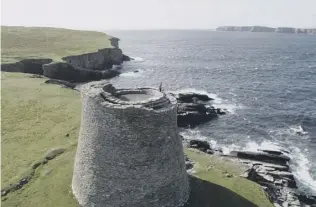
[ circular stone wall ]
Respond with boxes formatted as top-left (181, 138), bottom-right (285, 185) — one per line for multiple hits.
top-left (72, 82), bottom-right (189, 207)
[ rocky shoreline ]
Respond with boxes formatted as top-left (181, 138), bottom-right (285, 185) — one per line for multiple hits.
top-left (3, 70), bottom-right (316, 206)
top-left (2, 28), bottom-right (315, 206)
top-left (172, 92), bottom-right (226, 128)
top-left (177, 92), bottom-right (316, 207)
top-left (11, 64), bottom-right (316, 207)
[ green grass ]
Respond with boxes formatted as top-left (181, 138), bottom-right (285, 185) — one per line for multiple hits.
top-left (184, 149), bottom-right (274, 207)
top-left (1, 72), bottom-right (273, 207)
top-left (1, 72), bottom-right (81, 187)
top-left (1, 26), bottom-right (112, 63)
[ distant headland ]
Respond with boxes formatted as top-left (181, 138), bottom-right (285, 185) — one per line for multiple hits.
top-left (216, 26), bottom-right (316, 34)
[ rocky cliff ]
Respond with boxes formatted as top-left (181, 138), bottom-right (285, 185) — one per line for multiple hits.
top-left (216, 26), bottom-right (275, 32)
top-left (216, 26), bottom-right (316, 34)
top-left (251, 26), bottom-right (275, 32)
top-left (1, 26), bottom-right (131, 82)
top-left (1, 46), bottom-right (130, 82)
top-left (1, 47), bottom-right (127, 82)
top-left (275, 27), bottom-right (296, 33)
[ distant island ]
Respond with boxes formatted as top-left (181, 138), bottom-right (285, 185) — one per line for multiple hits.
top-left (216, 26), bottom-right (316, 34)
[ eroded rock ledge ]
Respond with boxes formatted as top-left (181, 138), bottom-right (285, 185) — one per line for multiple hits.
top-left (183, 138), bottom-right (316, 207)
top-left (1, 36), bottom-right (132, 82)
top-left (1, 48), bottom-right (130, 82)
top-left (172, 92), bottom-right (226, 128)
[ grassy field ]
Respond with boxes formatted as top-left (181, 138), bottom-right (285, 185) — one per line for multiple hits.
top-left (1, 72), bottom-right (273, 207)
top-left (1, 26), bottom-right (112, 64)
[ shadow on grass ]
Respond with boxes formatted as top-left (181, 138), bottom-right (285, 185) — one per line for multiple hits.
top-left (184, 175), bottom-right (258, 207)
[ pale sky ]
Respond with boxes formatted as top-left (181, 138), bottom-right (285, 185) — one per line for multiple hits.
top-left (1, 0), bottom-right (316, 30)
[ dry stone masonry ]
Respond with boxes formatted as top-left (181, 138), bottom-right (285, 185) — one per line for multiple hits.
top-left (72, 82), bottom-right (189, 207)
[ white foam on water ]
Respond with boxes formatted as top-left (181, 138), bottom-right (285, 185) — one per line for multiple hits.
top-left (217, 140), bottom-right (285, 155)
top-left (180, 129), bottom-right (209, 141)
top-left (181, 128), bottom-right (316, 195)
top-left (213, 103), bottom-right (243, 115)
top-left (238, 140), bottom-right (316, 195)
top-left (269, 125), bottom-right (309, 138)
top-left (172, 88), bottom-right (221, 103)
top-left (289, 147), bottom-right (316, 195)
top-left (120, 70), bottom-right (144, 77)
top-left (171, 88), bottom-right (243, 114)
top-left (289, 125), bottom-right (309, 136)
top-left (132, 57), bottom-right (144, 61)
top-left (222, 139), bottom-right (316, 195)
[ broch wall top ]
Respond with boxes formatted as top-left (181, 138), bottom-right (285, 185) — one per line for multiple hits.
top-left (72, 82), bottom-right (189, 207)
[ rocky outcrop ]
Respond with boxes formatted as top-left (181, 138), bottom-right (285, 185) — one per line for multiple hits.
top-left (122, 54), bottom-right (133, 61)
top-left (1, 59), bottom-right (52, 75)
top-left (1, 34), bottom-right (133, 82)
top-left (109, 36), bottom-right (120, 48)
top-left (176, 93), bottom-right (214, 103)
top-left (1, 47), bottom-right (131, 82)
top-left (43, 62), bottom-right (120, 82)
top-left (228, 150), bottom-right (290, 165)
top-left (62, 48), bottom-right (124, 70)
top-left (173, 92), bottom-right (226, 128)
top-left (184, 137), bottom-right (316, 207)
top-left (186, 139), bottom-right (212, 153)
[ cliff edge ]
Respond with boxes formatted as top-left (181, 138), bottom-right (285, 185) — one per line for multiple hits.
top-left (1, 26), bottom-right (131, 82)
top-left (216, 25), bottom-right (316, 34)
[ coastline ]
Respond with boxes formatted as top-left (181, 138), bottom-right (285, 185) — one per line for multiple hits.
top-left (0, 72), bottom-right (273, 207)
top-left (1, 26), bottom-right (316, 207)
top-left (216, 26), bottom-right (316, 34)
top-left (1, 26), bottom-right (132, 82)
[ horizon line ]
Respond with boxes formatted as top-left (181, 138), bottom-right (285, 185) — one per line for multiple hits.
top-left (1, 24), bottom-right (316, 31)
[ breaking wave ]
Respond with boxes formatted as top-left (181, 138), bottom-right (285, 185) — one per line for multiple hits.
top-left (171, 88), bottom-right (244, 114)
top-left (180, 128), bottom-right (316, 195)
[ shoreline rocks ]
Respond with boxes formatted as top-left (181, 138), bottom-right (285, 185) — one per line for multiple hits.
top-left (177, 89), bottom-right (315, 206)
top-left (172, 92), bottom-right (226, 128)
top-left (183, 137), bottom-right (316, 207)
top-left (43, 62), bottom-right (120, 82)
top-left (228, 150), bottom-right (290, 165)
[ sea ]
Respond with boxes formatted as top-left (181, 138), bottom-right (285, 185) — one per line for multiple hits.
top-left (107, 30), bottom-right (316, 195)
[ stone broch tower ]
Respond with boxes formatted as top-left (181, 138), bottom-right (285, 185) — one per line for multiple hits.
top-left (72, 82), bottom-right (189, 207)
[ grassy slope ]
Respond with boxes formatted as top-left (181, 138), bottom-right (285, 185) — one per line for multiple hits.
top-left (1, 26), bottom-right (112, 64)
top-left (1, 72), bottom-right (273, 207)
top-left (1, 72), bottom-right (80, 206)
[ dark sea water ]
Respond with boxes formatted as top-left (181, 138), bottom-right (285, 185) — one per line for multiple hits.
top-left (107, 30), bottom-right (316, 195)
